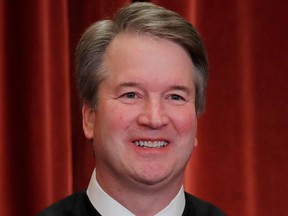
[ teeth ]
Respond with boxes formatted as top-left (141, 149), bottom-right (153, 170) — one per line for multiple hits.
top-left (134, 141), bottom-right (168, 148)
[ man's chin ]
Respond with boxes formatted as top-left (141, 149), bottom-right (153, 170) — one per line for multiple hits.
top-left (131, 169), bottom-right (173, 187)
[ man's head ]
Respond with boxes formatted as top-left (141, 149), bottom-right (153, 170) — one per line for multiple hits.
top-left (76, 2), bottom-right (208, 116)
top-left (78, 2), bottom-right (207, 201)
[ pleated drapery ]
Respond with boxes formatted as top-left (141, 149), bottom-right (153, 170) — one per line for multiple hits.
top-left (0, 0), bottom-right (288, 215)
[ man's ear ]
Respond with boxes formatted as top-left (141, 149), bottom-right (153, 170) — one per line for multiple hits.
top-left (194, 138), bottom-right (198, 147)
top-left (82, 103), bottom-right (95, 139)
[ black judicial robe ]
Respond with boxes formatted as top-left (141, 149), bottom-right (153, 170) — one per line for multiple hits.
top-left (38, 191), bottom-right (226, 216)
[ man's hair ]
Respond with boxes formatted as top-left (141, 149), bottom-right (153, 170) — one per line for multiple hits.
top-left (76, 2), bottom-right (208, 115)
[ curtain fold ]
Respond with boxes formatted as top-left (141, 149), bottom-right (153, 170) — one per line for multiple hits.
top-left (0, 0), bottom-right (288, 215)
top-left (236, 0), bottom-right (257, 215)
top-left (0, 0), bottom-right (72, 215)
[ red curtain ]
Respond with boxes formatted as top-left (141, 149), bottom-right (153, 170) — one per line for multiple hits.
top-left (1, 0), bottom-right (288, 215)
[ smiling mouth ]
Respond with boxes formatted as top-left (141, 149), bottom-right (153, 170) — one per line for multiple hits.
top-left (133, 140), bottom-right (168, 148)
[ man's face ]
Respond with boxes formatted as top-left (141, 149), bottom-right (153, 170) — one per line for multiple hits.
top-left (83, 33), bottom-right (197, 189)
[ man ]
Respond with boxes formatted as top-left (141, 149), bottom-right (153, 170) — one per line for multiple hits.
top-left (39, 2), bottom-right (225, 216)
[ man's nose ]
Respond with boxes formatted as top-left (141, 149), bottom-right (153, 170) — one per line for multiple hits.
top-left (137, 98), bottom-right (169, 129)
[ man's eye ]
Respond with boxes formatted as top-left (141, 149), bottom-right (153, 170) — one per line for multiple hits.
top-left (122, 92), bottom-right (137, 99)
top-left (169, 94), bottom-right (184, 101)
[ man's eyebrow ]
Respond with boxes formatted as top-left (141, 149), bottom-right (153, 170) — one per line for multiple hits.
top-left (117, 82), bottom-right (141, 88)
top-left (168, 85), bottom-right (193, 94)
top-left (114, 82), bottom-right (142, 92)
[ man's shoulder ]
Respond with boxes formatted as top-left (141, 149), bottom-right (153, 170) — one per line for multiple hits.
top-left (37, 190), bottom-right (100, 216)
top-left (183, 192), bottom-right (226, 216)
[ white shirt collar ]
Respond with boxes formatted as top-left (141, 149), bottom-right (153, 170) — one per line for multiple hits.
top-left (87, 169), bottom-right (185, 216)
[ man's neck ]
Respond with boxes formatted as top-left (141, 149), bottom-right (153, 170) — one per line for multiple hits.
top-left (87, 169), bottom-right (185, 216)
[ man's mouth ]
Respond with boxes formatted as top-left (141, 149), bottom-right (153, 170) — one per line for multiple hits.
top-left (133, 140), bottom-right (168, 148)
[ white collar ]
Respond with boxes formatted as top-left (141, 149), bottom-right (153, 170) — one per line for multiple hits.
top-left (86, 169), bottom-right (185, 216)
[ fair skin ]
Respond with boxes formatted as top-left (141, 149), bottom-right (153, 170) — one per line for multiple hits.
top-left (82, 33), bottom-right (198, 215)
